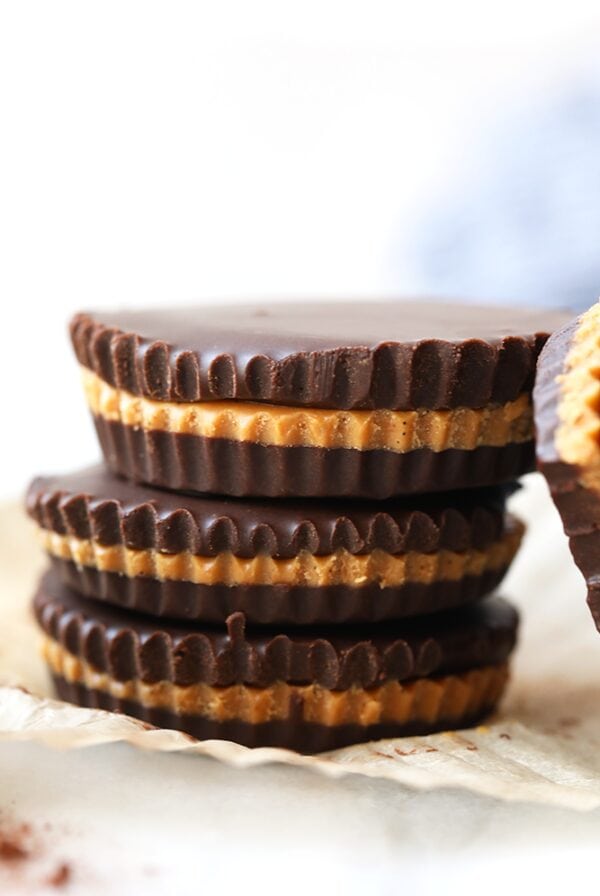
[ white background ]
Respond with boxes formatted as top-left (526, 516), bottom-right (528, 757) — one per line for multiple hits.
top-left (2, 1), bottom-right (600, 495)
top-left (3, 6), bottom-right (600, 893)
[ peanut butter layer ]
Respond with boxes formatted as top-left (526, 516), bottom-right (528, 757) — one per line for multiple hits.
top-left (42, 636), bottom-right (508, 727)
top-left (82, 367), bottom-right (533, 453)
top-left (554, 301), bottom-right (600, 491)
top-left (38, 521), bottom-right (524, 588)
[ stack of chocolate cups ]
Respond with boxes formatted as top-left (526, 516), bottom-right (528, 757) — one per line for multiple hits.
top-left (27, 302), bottom-right (564, 753)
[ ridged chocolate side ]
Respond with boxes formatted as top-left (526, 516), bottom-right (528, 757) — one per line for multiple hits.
top-left (27, 464), bottom-right (510, 557)
top-left (534, 313), bottom-right (600, 632)
top-left (33, 571), bottom-right (518, 689)
top-left (48, 556), bottom-right (511, 625)
top-left (51, 676), bottom-right (501, 752)
top-left (94, 417), bottom-right (536, 498)
top-left (534, 316), bottom-right (580, 469)
top-left (70, 304), bottom-right (565, 410)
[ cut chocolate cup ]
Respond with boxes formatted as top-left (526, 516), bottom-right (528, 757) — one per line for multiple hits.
top-left (34, 570), bottom-right (518, 752)
top-left (70, 302), bottom-right (567, 497)
top-left (27, 466), bottom-right (523, 624)
top-left (535, 301), bottom-right (600, 630)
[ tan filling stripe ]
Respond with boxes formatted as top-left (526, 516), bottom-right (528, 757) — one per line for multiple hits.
top-left (556, 301), bottom-right (600, 490)
top-left (42, 637), bottom-right (508, 727)
top-left (38, 522), bottom-right (523, 588)
top-left (82, 367), bottom-right (533, 452)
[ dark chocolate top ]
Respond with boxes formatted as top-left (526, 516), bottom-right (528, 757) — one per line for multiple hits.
top-left (26, 464), bottom-right (512, 558)
top-left (34, 570), bottom-right (518, 688)
top-left (70, 302), bottom-right (568, 410)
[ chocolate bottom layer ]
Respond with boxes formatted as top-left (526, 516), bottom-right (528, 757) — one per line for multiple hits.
top-left (94, 416), bottom-right (536, 498)
top-left (51, 674), bottom-right (502, 753)
top-left (50, 556), bottom-right (511, 624)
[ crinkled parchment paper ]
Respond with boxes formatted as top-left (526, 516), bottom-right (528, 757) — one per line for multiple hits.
top-left (2, 475), bottom-right (600, 810)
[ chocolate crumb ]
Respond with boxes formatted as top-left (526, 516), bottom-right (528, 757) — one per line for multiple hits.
top-left (0, 825), bottom-right (31, 862)
top-left (0, 820), bottom-right (76, 888)
top-left (47, 863), bottom-right (71, 888)
top-left (0, 838), bottom-right (28, 862)
top-left (558, 717), bottom-right (580, 728)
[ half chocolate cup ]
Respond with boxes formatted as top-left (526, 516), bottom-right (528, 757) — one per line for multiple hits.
top-left (535, 302), bottom-right (600, 631)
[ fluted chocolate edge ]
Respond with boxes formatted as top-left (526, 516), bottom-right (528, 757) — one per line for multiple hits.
top-left (70, 311), bottom-right (550, 410)
top-left (534, 315), bottom-right (580, 472)
top-left (26, 467), bottom-right (511, 557)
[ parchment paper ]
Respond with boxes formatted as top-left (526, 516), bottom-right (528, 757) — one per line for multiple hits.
top-left (2, 475), bottom-right (600, 811)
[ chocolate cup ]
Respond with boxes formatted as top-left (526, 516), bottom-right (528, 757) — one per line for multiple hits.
top-left (94, 416), bottom-right (536, 498)
top-left (38, 574), bottom-right (515, 752)
top-left (49, 555), bottom-right (512, 625)
top-left (51, 674), bottom-right (501, 753)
